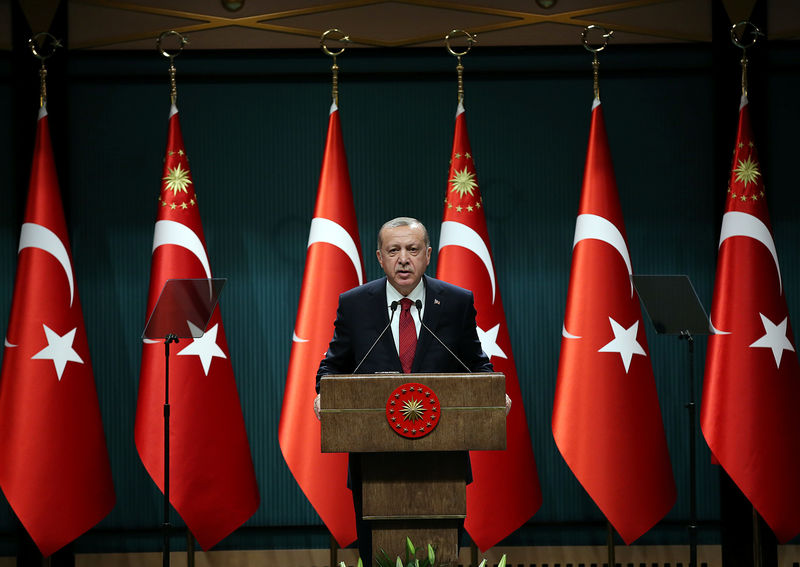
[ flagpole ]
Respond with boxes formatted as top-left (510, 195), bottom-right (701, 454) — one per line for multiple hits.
top-left (321, 31), bottom-right (351, 559)
top-left (606, 521), bottom-right (616, 567)
top-left (155, 31), bottom-right (188, 567)
top-left (731, 22), bottom-right (767, 567)
top-left (581, 28), bottom-right (623, 563)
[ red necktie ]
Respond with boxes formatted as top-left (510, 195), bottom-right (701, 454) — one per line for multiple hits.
top-left (399, 298), bottom-right (417, 373)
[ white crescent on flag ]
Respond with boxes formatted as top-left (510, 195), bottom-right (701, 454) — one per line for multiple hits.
top-left (307, 217), bottom-right (363, 286)
top-left (563, 214), bottom-right (633, 339)
top-left (145, 220), bottom-right (213, 345)
top-left (19, 222), bottom-right (75, 307)
top-left (573, 213), bottom-right (633, 297)
top-left (438, 220), bottom-right (496, 304)
top-left (293, 217), bottom-right (363, 343)
top-left (719, 211), bottom-right (782, 294)
top-left (710, 211), bottom-right (781, 336)
top-left (151, 220), bottom-right (212, 279)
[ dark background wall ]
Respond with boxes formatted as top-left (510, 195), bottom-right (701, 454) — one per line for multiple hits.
top-left (0, 35), bottom-right (798, 555)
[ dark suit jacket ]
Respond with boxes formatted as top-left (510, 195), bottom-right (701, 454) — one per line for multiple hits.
top-left (316, 275), bottom-right (492, 388)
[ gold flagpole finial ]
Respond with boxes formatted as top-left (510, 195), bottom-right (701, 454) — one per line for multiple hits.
top-left (445, 30), bottom-right (476, 105)
top-left (28, 32), bottom-right (62, 108)
top-left (581, 25), bottom-right (613, 101)
top-left (157, 31), bottom-right (189, 106)
top-left (321, 29), bottom-right (349, 106)
top-left (730, 21), bottom-right (763, 98)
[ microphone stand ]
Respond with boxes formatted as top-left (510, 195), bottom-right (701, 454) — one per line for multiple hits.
top-left (163, 333), bottom-right (178, 567)
top-left (353, 301), bottom-right (398, 374)
top-left (414, 300), bottom-right (472, 374)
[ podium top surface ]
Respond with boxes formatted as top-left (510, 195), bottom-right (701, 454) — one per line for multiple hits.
top-left (319, 372), bottom-right (506, 452)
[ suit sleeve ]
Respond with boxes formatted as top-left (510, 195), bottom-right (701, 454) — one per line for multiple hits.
top-left (460, 290), bottom-right (494, 373)
top-left (315, 295), bottom-right (356, 393)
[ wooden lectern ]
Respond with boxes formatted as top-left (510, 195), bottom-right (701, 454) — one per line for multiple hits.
top-left (320, 372), bottom-right (506, 565)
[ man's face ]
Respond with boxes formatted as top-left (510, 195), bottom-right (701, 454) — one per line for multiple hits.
top-left (376, 224), bottom-right (432, 296)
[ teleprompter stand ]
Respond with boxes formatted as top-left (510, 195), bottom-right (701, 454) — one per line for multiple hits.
top-left (632, 274), bottom-right (709, 567)
top-left (142, 278), bottom-right (226, 567)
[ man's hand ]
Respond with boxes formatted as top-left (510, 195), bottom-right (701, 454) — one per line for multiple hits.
top-left (505, 394), bottom-right (512, 416)
top-left (314, 394), bottom-right (321, 421)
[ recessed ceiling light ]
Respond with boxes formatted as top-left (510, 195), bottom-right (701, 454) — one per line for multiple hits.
top-left (221, 0), bottom-right (244, 12)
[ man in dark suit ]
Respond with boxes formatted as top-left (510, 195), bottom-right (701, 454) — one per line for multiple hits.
top-left (314, 216), bottom-right (496, 564)
top-left (316, 217), bottom-right (493, 380)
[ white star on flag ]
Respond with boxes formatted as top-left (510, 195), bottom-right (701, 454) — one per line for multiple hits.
top-left (477, 323), bottom-right (507, 360)
top-left (598, 317), bottom-right (646, 373)
top-left (177, 321), bottom-right (227, 375)
top-left (31, 324), bottom-right (84, 381)
top-left (749, 313), bottom-right (795, 368)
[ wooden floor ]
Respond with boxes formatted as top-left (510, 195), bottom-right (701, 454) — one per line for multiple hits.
top-left (10, 544), bottom-right (800, 566)
top-left (67, 545), bottom-right (726, 567)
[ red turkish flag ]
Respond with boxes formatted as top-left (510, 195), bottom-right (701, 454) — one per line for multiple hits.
top-left (436, 102), bottom-right (542, 550)
top-left (135, 105), bottom-right (259, 549)
top-left (553, 100), bottom-right (676, 544)
top-left (0, 108), bottom-right (115, 556)
top-left (279, 103), bottom-right (362, 547)
top-left (701, 96), bottom-right (800, 542)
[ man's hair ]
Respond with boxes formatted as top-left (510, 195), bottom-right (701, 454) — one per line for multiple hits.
top-left (377, 217), bottom-right (430, 250)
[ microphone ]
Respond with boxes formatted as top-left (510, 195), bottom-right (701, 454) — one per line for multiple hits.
top-left (414, 299), bottom-right (472, 373)
top-left (352, 301), bottom-right (399, 374)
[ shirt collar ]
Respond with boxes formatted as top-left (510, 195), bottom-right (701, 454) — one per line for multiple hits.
top-left (385, 277), bottom-right (425, 308)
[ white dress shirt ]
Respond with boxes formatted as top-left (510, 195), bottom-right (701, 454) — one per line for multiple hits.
top-left (385, 279), bottom-right (425, 355)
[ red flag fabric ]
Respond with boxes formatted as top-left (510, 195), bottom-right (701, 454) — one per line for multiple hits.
top-left (0, 107), bottom-right (115, 556)
top-left (436, 102), bottom-right (542, 550)
top-left (552, 100), bottom-right (676, 544)
top-left (135, 105), bottom-right (259, 549)
top-left (700, 95), bottom-right (800, 542)
top-left (279, 102), bottom-right (363, 547)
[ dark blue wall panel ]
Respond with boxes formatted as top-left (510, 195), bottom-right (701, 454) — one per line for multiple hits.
top-left (0, 42), bottom-right (798, 552)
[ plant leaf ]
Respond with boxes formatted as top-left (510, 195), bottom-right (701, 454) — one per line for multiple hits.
top-left (376, 548), bottom-right (394, 567)
top-left (498, 554), bottom-right (507, 567)
top-left (427, 543), bottom-right (435, 565)
top-left (357, 559), bottom-right (364, 567)
top-left (477, 560), bottom-right (487, 567)
top-left (395, 557), bottom-right (403, 567)
top-left (406, 536), bottom-right (416, 559)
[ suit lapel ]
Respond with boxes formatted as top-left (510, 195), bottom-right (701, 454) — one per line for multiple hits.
top-left (365, 277), bottom-right (403, 372)
top-left (411, 276), bottom-right (442, 373)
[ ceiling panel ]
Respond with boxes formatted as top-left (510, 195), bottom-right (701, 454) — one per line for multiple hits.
top-left (0, 0), bottom-right (10, 50)
top-left (1, 0), bottom-right (797, 53)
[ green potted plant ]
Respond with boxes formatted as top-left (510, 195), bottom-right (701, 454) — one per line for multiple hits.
top-left (339, 537), bottom-right (507, 567)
